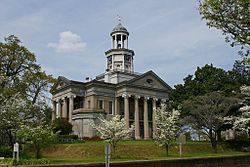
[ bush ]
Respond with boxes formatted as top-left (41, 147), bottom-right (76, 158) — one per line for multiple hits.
top-left (224, 139), bottom-right (250, 151)
top-left (83, 136), bottom-right (103, 141)
top-left (0, 158), bottom-right (13, 165)
top-left (57, 134), bottom-right (78, 143)
top-left (52, 118), bottom-right (73, 135)
top-left (0, 146), bottom-right (12, 157)
top-left (13, 158), bottom-right (50, 165)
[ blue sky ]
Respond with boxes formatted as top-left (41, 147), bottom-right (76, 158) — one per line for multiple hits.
top-left (0, 0), bottom-right (240, 87)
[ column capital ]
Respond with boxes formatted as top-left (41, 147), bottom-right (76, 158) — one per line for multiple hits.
top-left (67, 94), bottom-right (76, 99)
top-left (134, 95), bottom-right (140, 99)
top-left (144, 96), bottom-right (150, 100)
top-left (153, 97), bottom-right (158, 101)
top-left (122, 93), bottom-right (131, 98)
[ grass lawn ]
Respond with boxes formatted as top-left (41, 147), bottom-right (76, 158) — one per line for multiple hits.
top-left (33, 140), bottom-right (250, 164)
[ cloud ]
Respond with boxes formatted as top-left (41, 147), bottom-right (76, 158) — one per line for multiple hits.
top-left (48, 31), bottom-right (86, 53)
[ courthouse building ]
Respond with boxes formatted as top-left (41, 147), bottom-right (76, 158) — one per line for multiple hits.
top-left (51, 22), bottom-right (172, 139)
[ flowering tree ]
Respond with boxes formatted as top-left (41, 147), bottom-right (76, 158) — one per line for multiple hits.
top-left (92, 115), bottom-right (134, 154)
top-left (154, 102), bottom-right (180, 156)
top-left (225, 86), bottom-right (250, 133)
top-left (0, 94), bottom-right (29, 146)
top-left (17, 125), bottom-right (57, 159)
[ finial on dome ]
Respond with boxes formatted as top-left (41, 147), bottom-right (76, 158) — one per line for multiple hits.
top-left (117, 14), bottom-right (121, 23)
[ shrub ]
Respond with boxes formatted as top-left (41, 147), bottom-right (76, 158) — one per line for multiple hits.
top-left (0, 146), bottom-right (12, 157)
top-left (13, 158), bottom-right (50, 165)
top-left (52, 118), bottom-right (73, 135)
top-left (0, 158), bottom-right (13, 165)
top-left (83, 136), bottom-right (103, 141)
top-left (57, 134), bottom-right (78, 142)
top-left (224, 139), bottom-right (250, 151)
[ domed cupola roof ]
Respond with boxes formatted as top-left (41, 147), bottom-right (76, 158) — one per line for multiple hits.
top-left (111, 23), bottom-right (129, 35)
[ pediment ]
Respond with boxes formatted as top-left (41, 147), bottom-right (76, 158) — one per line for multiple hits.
top-left (51, 76), bottom-right (70, 93)
top-left (127, 71), bottom-right (172, 90)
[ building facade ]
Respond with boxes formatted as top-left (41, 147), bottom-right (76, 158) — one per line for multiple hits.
top-left (51, 22), bottom-right (172, 139)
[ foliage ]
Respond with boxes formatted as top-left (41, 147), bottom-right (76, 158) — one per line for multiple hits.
top-left (0, 35), bottom-right (55, 146)
top-left (52, 118), bottom-right (73, 135)
top-left (154, 102), bottom-right (180, 156)
top-left (0, 146), bottom-right (12, 157)
top-left (82, 136), bottom-right (102, 141)
top-left (0, 94), bottom-right (31, 146)
top-left (224, 139), bottom-right (250, 151)
top-left (57, 135), bottom-right (78, 143)
top-left (183, 92), bottom-right (239, 153)
top-left (15, 158), bottom-right (50, 165)
top-left (17, 125), bottom-right (57, 159)
top-left (199, 0), bottom-right (250, 61)
top-left (225, 86), bottom-right (250, 132)
top-left (0, 158), bottom-right (14, 165)
top-left (92, 115), bottom-right (134, 155)
top-left (171, 63), bottom-right (249, 117)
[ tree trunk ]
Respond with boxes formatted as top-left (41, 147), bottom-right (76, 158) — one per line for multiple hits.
top-left (217, 130), bottom-right (222, 142)
top-left (209, 129), bottom-right (218, 153)
top-left (165, 145), bottom-right (169, 156)
top-left (36, 147), bottom-right (41, 159)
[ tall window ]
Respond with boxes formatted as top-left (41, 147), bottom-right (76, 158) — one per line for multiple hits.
top-left (98, 100), bottom-right (103, 109)
top-left (109, 101), bottom-right (113, 114)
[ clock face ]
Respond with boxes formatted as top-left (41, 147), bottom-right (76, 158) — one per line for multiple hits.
top-left (125, 56), bottom-right (130, 62)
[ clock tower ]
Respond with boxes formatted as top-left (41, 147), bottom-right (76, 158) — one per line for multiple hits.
top-left (105, 22), bottom-right (134, 73)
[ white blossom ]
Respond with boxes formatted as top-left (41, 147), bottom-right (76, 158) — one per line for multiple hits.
top-left (92, 115), bottom-right (134, 154)
top-left (225, 86), bottom-right (250, 132)
top-left (154, 102), bottom-right (180, 155)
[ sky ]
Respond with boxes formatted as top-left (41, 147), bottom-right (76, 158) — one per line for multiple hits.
top-left (0, 0), bottom-right (240, 87)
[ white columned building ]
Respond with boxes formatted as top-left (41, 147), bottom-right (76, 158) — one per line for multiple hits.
top-left (51, 22), bottom-right (172, 139)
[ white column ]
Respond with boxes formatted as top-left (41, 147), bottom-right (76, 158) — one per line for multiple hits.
top-left (121, 34), bottom-right (124, 48)
top-left (52, 100), bottom-right (56, 121)
top-left (62, 97), bottom-right (68, 118)
top-left (115, 35), bottom-right (117, 49)
top-left (57, 99), bottom-right (62, 118)
top-left (123, 94), bottom-right (130, 129)
top-left (152, 98), bottom-right (158, 137)
top-left (126, 36), bottom-right (128, 49)
top-left (112, 35), bottom-right (114, 48)
top-left (69, 95), bottom-right (74, 123)
top-left (144, 97), bottom-right (149, 139)
top-left (134, 95), bottom-right (140, 139)
top-left (115, 97), bottom-right (119, 115)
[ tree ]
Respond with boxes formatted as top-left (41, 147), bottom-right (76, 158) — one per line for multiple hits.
top-left (0, 94), bottom-right (32, 146)
top-left (199, 0), bottom-right (250, 61)
top-left (154, 102), bottom-right (180, 156)
top-left (171, 64), bottom-right (249, 116)
top-left (92, 115), bottom-right (134, 155)
top-left (52, 118), bottom-right (73, 135)
top-left (17, 124), bottom-right (57, 159)
top-left (183, 92), bottom-right (239, 153)
top-left (225, 86), bottom-right (250, 133)
top-left (0, 35), bottom-right (55, 145)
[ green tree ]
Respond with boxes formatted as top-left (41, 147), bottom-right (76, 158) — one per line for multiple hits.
top-left (199, 0), bottom-right (250, 61)
top-left (52, 118), bottom-right (73, 135)
top-left (0, 35), bottom-right (55, 145)
top-left (171, 64), bottom-right (248, 108)
top-left (17, 125), bottom-right (57, 159)
top-left (171, 64), bottom-right (231, 108)
top-left (183, 92), bottom-right (239, 153)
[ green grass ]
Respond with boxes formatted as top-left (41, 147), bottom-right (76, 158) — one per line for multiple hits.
top-left (22, 140), bottom-right (250, 164)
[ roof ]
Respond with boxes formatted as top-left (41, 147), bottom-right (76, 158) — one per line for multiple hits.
top-left (111, 23), bottom-right (129, 35)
